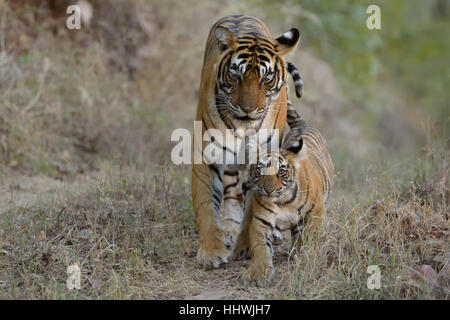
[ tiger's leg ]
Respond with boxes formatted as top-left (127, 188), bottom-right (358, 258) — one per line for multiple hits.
top-left (240, 200), bottom-right (275, 286)
top-left (233, 187), bottom-right (253, 260)
top-left (220, 170), bottom-right (245, 246)
top-left (192, 163), bottom-right (232, 268)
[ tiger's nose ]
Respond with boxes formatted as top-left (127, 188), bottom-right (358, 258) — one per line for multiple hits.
top-left (241, 105), bottom-right (257, 114)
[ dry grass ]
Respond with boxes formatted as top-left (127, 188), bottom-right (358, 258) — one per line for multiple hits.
top-left (0, 0), bottom-right (448, 299)
top-left (1, 141), bottom-right (447, 299)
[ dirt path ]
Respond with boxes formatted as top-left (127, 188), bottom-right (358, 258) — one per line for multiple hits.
top-left (0, 172), bottom-right (62, 214)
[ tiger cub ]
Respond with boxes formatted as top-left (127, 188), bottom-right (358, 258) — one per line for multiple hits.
top-left (234, 119), bottom-right (334, 286)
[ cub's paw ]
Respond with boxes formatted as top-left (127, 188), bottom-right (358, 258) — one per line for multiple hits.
top-left (232, 233), bottom-right (250, 261)
top-left (232, 241), bottom-right (250, 261)
top-left (197, 229), bottom-right (232, 269)
top-left (240, 262), bottom-right (274, 287)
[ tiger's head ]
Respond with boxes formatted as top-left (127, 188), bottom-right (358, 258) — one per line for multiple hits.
top-left (214, 27), bottom-right (300, 122)
top-left (249, 137), bottom-right (306, 198)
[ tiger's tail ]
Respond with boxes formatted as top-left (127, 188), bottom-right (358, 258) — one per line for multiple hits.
top-left (286, 99), bottom-right (307, 131)
top-left (287, 61), bottom-right (304, 98)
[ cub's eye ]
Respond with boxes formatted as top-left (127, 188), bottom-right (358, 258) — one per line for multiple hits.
top-left (278, 166), bottom-right (287, 176)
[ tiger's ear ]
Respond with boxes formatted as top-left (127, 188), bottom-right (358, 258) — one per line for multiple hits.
top-left (215, 26), bottom-right (236, 52)
top-left (286, 138), bottom-right (307, 161)
top-left (274, 28), bottom-right (300, 56)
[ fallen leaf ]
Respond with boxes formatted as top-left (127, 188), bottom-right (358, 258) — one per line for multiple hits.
top-left (38, 230), bottom-right (46, 241)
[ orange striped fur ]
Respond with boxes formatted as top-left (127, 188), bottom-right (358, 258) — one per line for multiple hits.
top-left (234, 119), bottom-right (334, 286)
top-left (192, 15), bottom-right (301, 268)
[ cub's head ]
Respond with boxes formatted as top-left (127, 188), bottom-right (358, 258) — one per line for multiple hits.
top-left (249, 137), bottom-right (306, 198)
top-left (214, 27), bottom-right (300, 121)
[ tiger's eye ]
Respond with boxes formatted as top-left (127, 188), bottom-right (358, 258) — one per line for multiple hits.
top-left (264, 72), bottom-right (274, 83)
top-left (229, 69), bottom-right (241, 82)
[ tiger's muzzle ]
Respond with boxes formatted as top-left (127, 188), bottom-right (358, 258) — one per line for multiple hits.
top-left (231, 103), bottom-right (267, 121)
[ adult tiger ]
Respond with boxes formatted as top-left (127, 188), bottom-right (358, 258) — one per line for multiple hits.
top-left (234, 118), bottom-right (334, 286)
top-left (192, 14), bottom-right (301, 268)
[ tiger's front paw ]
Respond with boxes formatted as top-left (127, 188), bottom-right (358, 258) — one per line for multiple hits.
top-left (240, 262), bottom-right (274, 287)
top-left (197, 229), bottom-right (232, 269)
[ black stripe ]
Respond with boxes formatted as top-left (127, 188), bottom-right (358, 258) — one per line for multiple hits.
top-left (275, 182), bottom-right (298, 207)
top-left (212, 185), bottom-right (222, 201)
top-left (304, 202), bottom-right (315, 216)
top-left (238, 36), bottom-right (264, 41)
top-left (210, 137), bottom-right (235, 157)
top-left (237, 52), bottom-right (250, 58)
top-left (212, 192), bottom-right (221, 204)
top-left (224, 181), bottom-right (239, 194)
top-left (258, 55), bottom-right (270, 62)
top-left (255, 197), bottom-right (276, 214)
top-left (212, 185), bottom-right (223, 212)
top-left (287, 61), bottom-right (303, 98)
top-left (255, 216), bottom-right (273, 230)
top-left (223, 196), bottom-right (242, 201)
top-left (209, 165), bottom-right (222, 182)
top-left (259, 129), bottom-right (274, 148)
top-left (287, 61), bottom-right (296, 74)
top-left (224, 170), bottom-right (238, 176)
top-left (303, 191), bottom-right (319, 217)
top-left (222, 218), bottom-right (241, 224)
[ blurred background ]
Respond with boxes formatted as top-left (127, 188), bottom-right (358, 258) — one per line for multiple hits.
top-left (0, 0), bottom-right (448, 299)
top-left (0, 0), bottom-right (448, 174)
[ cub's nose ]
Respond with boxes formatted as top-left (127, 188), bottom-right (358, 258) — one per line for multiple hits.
top-left (264, 186), bottom-right (274, 195)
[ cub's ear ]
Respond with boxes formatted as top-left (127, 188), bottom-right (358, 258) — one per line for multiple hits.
top-left (286, 138), bottom-right (307, 161)
top-left (274, 28), bottom-right (300, 56)
top-left (215, 26), bottom-right (236, 52)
